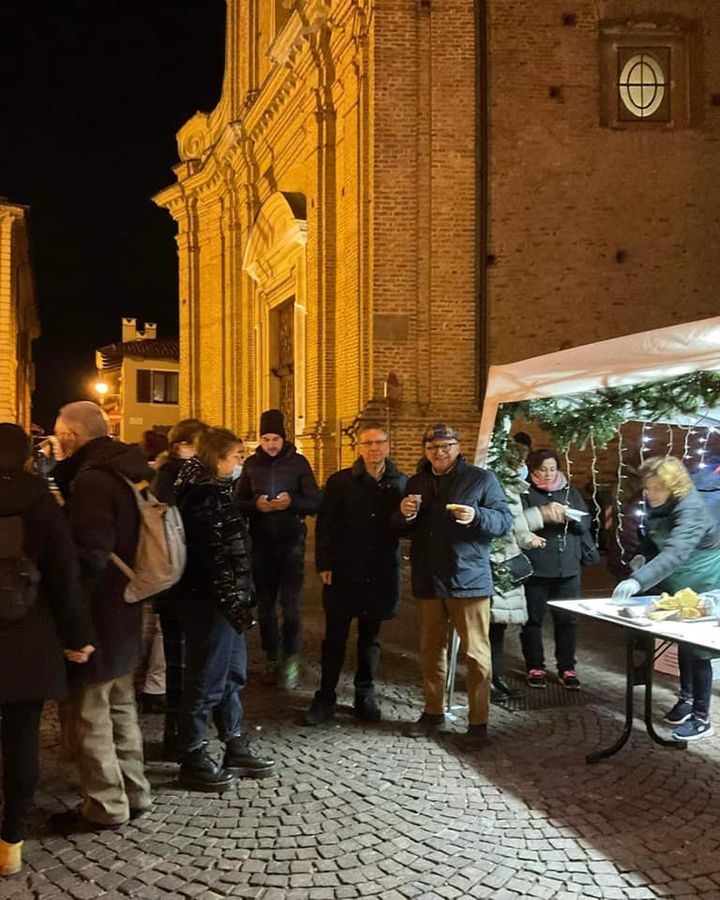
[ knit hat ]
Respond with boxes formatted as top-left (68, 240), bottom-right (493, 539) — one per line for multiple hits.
top-left (259, 408), bottom-right (286, 439)
top-left (0, 423), bottom-right (32, 470)
top-left (422, 423), bottom-right (460, 444)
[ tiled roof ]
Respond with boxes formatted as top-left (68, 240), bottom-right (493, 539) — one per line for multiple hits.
top-left (97, 337), bottom-right (179, 370)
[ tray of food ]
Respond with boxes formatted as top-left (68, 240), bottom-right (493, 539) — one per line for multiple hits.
top-left (643, 588), bottom-right (717, 623)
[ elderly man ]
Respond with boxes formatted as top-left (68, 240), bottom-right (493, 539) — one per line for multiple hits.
top-left (48, 401), bottom-right (152, 833)
top-left (398, 424), bottom-right (513, 748)
top-left (304, 422), bottom-right (407, 726)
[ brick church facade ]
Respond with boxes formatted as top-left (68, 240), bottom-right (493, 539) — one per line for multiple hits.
top-left (155, 0), bottom-right (720, 479)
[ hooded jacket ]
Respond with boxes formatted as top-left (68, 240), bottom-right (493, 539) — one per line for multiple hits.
top-left (52, 436), bottom-right (153, 684)
top-left (235, 441), bottom-right (320, 543)
top-left (491, 478), bottom-right (539, 625)
top-left (396, 456), bottom-right (513, 599)
top-left (315, 457), bottom-right (408, 619)
top-left (0, 469), bottom-right (93, 703)
top-left (175, 457), bottom-right (255, 632)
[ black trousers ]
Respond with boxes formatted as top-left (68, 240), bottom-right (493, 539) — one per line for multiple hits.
top-left (520, 575), bottom-right (580, 673)
top-left (253, 536), bottom-right (306, 659)
top-left (489, 622), bottom-right (507, 679)
top-left (317, 601), bottom-right (383, 704)
top-left (159, 605), bottom-right (185, 742)
top-left (0, 699), bottom-right (44, 843)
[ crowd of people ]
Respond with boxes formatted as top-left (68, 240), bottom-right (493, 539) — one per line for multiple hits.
top-left (1, 402), bottom-right (718, 878)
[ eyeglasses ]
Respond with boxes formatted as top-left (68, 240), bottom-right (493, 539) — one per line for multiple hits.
top-left (425, 442), bottom-right (458, 453)
top-left (358, 440), bottom-right (388, 447)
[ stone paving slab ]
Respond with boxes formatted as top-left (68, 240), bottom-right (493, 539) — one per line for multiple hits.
top-left (3, 558), bottom-right (720, 899)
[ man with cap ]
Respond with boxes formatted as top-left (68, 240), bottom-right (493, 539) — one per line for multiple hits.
top-left (397, 424), bottom-right (513, 748)
top-left (235, 409), bottom-right (320, 688)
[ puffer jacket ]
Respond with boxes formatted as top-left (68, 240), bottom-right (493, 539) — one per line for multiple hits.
top-left (491, 479), bottom-right (540, 625)
top-left (396, 456), bottom-right (513, 599)
top-left (635, 488), bottom-right (720, 592)
top-left (235, 442), bottom-right (320, 543)
top-left (175, 457), bottom-right (255, 633)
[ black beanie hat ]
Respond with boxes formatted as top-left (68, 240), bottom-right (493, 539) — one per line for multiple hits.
top-left (259, 408), bottom-right (286, 439)
top-left (0, 423), bottom-right (32, 470)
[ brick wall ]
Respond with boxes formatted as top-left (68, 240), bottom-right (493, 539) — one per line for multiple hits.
top-left (488, 0), bottom-right (720, 366)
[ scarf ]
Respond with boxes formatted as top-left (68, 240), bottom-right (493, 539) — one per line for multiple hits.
top-left (530, 470), bottom-right (568, 493)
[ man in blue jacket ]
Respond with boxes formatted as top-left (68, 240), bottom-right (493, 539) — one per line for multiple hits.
top-left (398, 424), bottom-right (512, 748)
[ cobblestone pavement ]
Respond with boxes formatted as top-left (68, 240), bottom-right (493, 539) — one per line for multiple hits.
top-left (4, 561), bottom-right (720, 900)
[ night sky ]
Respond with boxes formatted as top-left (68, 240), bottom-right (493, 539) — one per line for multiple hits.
top-left (0, 2), bottom-right (226, 429)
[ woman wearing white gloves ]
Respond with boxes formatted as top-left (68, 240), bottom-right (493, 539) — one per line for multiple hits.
top-left (612, 456), bottom-right (720, 741)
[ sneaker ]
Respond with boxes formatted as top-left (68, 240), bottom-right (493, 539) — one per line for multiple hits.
top-left (353, 695), bottom-right (381, 723)
top-left (223, 735), bottom-right (277, 779)
top-left (559, 669), bottom-right (580, 690)
top-left (178, 742), bottom-right (235, 792)
top-left (672, 714), bottom-right (714, 742)
top-left (0, 839), bottom-right (22, 877)
top-left (527, 668), bottom-right (547, 688)
top-left (664, 698), bottom-right (693, 725)
top-left (404, 712), bottom-right (446, 738)
top-left (280, 655), bottom-right (300, 690)
top-left (304, 696), bottom-right (336, 726)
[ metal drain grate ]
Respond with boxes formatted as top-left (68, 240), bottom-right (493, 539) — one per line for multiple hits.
top-left (495, 670), bottom-right (595, 711)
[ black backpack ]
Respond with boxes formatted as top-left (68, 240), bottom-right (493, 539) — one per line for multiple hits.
top-left (0, 514), bottom-right (40, 625)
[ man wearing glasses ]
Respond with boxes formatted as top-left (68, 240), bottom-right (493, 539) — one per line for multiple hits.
top-left (304, 423), bottom-right (407, 725)
top-left (398, 424), bottom-right (512, 748)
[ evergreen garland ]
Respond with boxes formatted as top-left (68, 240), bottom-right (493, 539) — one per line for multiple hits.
top-left (494, 371), bottom-right (720, 451)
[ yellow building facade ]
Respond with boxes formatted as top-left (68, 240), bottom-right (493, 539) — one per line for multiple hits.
top-left (155, 0), bottom-right (480, 479)
top-left (157, 1), bottom-right (720, 481)
top-left (95, 319), bottom-right (180, 444)
top-left (0, 199), bottom-right (39, 429)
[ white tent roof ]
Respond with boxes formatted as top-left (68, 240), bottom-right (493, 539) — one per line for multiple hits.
top-left (475, 316), bottom-right (720, 464)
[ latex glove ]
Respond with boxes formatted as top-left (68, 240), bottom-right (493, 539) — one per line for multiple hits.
top-left (612, 578), bottom-right (641, 601)
top-left (629, 554), bottom-right (646, 572)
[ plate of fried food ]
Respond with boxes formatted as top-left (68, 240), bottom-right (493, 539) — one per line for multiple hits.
top-left (645, 587), bottom-right (717, 623)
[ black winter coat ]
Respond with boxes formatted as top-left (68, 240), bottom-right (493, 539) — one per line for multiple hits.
top-left (53, 436), bottom-right (153, 684)
top-left (175, 457), bottom-right (255, 632)
top-left (235, 442), bottom-right (320, 544)
top-left (397, 457), bottom-right (513, 599)
top-left (522, 481), bottom-right (591, 579)
top-left (316, 458), bottom-right (408, 620)
top-left (151, 454), bottom-right (185, 505)
top-left (0, 470), bottom-right (93, 704)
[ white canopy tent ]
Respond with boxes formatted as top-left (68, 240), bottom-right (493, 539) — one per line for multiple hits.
top-left (475, 316), bottom-right (720, 464)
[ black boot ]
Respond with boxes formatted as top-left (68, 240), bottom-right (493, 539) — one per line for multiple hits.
top-left (353, 695), bottom-right (381, 723)
top-left (490, 676), bottom-right (519, 703)
top-left (404, 712), bottom-right (446, 738)
top-left (223, 735), bottom-right (277, 779)
top-left (162, 713), bottom-right (179, 761)
top-left (304, 695), bottom-right (335, 726)
top-left (178, 742), bottom-right (235, 792)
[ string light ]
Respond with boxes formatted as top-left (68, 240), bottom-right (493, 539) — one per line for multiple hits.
top-left (588, 433), bottom-right (601, 549)
top-left (614, 426), bottom-right (628, 567)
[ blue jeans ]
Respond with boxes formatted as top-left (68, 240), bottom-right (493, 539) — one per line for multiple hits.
top-left (177, 593), bottom-right (247, 753)
top-left (252, 535), bottom-right (306, 659)
top-left (678, 643), bottom-right (713, 720)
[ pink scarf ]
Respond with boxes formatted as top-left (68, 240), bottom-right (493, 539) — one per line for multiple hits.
top-left (531, 470), bottom-right (568, 493)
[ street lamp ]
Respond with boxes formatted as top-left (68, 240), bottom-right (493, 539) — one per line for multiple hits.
top-left (94, 380), bottom-right (109, 396)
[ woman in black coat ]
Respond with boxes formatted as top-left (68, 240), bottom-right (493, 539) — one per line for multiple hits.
top-left (0, 424), bottom-right (93, 878)
top-left (520, 448), bottom-right (593, 690)
top-left (174, 427), bottom-right (275, 792)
